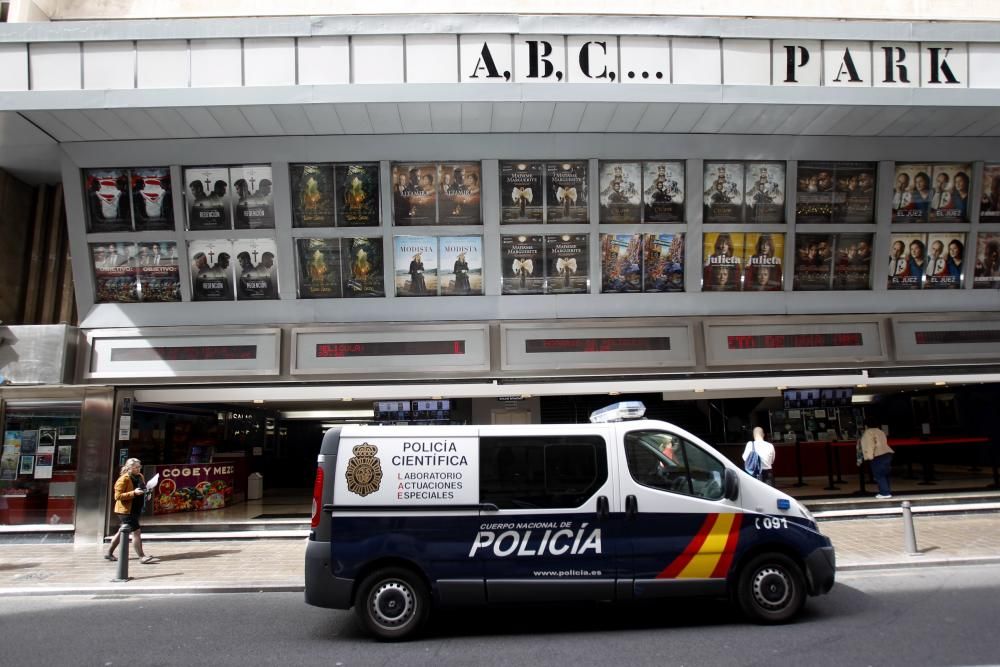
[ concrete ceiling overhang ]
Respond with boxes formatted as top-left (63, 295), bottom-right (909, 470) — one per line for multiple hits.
top-left (5, 85), bottom-right (1000, 184)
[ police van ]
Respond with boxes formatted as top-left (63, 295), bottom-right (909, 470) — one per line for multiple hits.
top-left (305, 402), bottom-right (835, 640)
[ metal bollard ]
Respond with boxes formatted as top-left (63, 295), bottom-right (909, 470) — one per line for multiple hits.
top-left (112, 526), bottom-right (132, 582)
top-left (901, 501), bottom-right (921, 556)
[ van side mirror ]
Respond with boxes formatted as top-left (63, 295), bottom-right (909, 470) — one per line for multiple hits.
top-left (723, 468), bottom-right (739, 501)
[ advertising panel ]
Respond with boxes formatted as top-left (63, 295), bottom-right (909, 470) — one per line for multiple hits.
top-left (438, 236), bottom-right (483, 296)
top-left (296, 239), bottom-right (342, 299)
top-left (598, 161), bottom-right (641, 223)
top-left (743, 232), bottom-right (784, 291)
top-left (438, 163), bottom-right (482, 225)
top-left (185, 166), bottom-right (232, 230)
top-left (336, 163), bottom-right (380, 227)
top-left (973, 232), bottom-right (1000, 289)
top-left (702, 232), bottom-right (743, 292)
top-left (342, 237), bottom-right (386, 298)
top-left (600, 233), bottom-right (642, 292)
top-left (980, 164), bottom-right (1000, 221)
top-left (290, 163), bottom-right (336, 227)
top-left (394, 235), bottom-right (438, 296)
top-left (745, 162), bottom-right (785, 224)
top-left (231, 165), bottom-right (275, 229)
top-left (131, 167), bottom-right (174, 231)
top-left (84, 168), bottom-right (132, 232)
top-left (887, 233), bottom-right (926, 290)
top-left (703, 162), bottom-right (744, 223)
top-left (642, 233), bottom-right (685, 292)
top-left (501, 235), bottom-right (544, 295)
top-left (793, 233), bottom-right (834, 291)
top-left (392, 163), bottom-right (437, 225)
top-left (136, 241), bottom-right (180, 302)
top-left (545, 234), bottom-right (590, 293)
top-left (642, 161), bottom-right (685, 222)
top-left (500, 161), bottom-right (544, 224)
top-left (188, 239), bottom-right (234, 301)
top-left (546, 162), bottom-right (589, 223)
top-left (91, 243), bottom-right (138, 303)
top-left (928, 163), bottom-right (971, 222)
top-left (832, 233), bottom-right (874, 290)
top-left (924, 233), bottom-right (965, 289)
top-left (891, 163), bottom-right (931, 222)
top-left (233, 238), bottom-right (278, 300)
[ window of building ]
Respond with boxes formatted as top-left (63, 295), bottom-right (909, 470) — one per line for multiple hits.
top-left (479, 435), bottom-right (607, 509)
top-left (0, 402), bottom-right (81, 527)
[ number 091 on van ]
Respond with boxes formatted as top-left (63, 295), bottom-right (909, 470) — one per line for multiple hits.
top-left (304, 403), bottom-right (835, 641)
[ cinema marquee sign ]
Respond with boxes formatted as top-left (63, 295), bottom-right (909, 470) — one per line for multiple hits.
top-left (457, 36), bottom-right (977, 88)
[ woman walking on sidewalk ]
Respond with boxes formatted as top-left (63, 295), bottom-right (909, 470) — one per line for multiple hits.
top-left (105, 458), bottom-right (156, 564)
top-left (860, 422), bottom-right (895, 499)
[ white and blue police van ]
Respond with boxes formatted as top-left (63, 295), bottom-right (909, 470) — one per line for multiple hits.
top-left (305, 402), bottom-right (835, 640)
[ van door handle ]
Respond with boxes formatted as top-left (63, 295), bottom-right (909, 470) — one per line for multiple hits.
top-left (596, 495), bottom-right (609, 520)
top-left (625, 495), bottom-right (637, 518)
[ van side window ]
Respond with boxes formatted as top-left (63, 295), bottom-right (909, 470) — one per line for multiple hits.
top-left (480, 436), bottom-right (608, 509)
top-left (624, 431), bottom-right (725, 501)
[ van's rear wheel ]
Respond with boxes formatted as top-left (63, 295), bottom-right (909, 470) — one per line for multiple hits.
top-left (736, 553), bottom-right (806, 624)
top-left (355, 568), bottom-right (429, 641)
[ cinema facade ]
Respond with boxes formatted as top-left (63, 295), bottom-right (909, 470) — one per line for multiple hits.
top-left (0, 9), bottom-right (999, 542)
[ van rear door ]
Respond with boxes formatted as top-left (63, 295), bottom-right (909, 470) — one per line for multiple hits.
top-left (615, 424), bottom-right (742, 599)
top-left (474, 432), bottom-right (618, 603)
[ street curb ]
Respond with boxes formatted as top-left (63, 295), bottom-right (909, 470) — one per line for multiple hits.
top-left (838, 555), bottom-right (1000, 572)
top-left (0, 583), bottom-right (305, 597)
top-left (5, 556), bottom-right (1000, 596)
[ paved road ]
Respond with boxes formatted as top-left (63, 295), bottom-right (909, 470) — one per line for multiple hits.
top-left (1, 563), bottom-right (999, 666)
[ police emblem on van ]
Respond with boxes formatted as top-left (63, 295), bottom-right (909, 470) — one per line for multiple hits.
top-left (345, 443), bottom-right (383, 497)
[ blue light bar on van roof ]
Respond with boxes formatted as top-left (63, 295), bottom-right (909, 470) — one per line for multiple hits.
top-left (589, 401), bottom-right (646, 423)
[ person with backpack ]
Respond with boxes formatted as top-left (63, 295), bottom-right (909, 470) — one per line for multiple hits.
top-left (742, 426), bottom-right (776, 486)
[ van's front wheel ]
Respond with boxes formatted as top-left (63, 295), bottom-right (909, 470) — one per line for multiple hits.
top-left (736, 553), bottom-right (806, 624)
top-left (355, 568), bottom-right (429, 641)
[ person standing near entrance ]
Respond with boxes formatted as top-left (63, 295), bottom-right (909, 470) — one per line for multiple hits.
top-left (742, 427), bottom-right (776, 486)
top-left (105, 458), bottom-right (156, 564)
top-left (861, 422), bottom-right (895, 499)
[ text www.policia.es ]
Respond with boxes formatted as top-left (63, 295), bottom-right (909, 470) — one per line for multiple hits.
top-left (532, 569), bottom-right (603, 577)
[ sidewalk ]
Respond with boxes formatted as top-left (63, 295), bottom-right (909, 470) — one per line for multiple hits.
top-left (1, 512), bottom-right (999, 596)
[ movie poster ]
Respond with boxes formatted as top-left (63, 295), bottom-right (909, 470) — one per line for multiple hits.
top-left (924, 233), bottom-right (965, 289)
top-left (438, 236), bottom-right (483, 296)
top-left (394, 235), bottom-right (438, 296)
top-left (545, 234), bottom-right (589, 294)
top-left (233, 238), bottom-right (278, 300)
top-left (136, 241), bottom-right (180, 302)
top-left (438, 163), bottom-right (482, 225)
top-left (91, 243), bottom-right (138, 303)
top-left (290, 163), bottom-right (335, 227)
top-left (928, 163), bottom-right (971, 223)
top-left (392, 163), bottom-right (437, 225)
top-left (703, 162), bottom-right (744, 223)
top-left (793, 233), bottom-right (834, 291)
top-left (891, 163), bottom-right (932, 223)
top-left (296, 239), bottom-right (342, 299)
top-left (131, 167), bottom-right (174, 231)
top-left (84, 168), bottom-right (132, 232)
top-left (643, 161), bottom-right (685, 222)
top-left (979, 164), bottom-right (1000, 221)
top-left (887, 233), bottom-right (925, 290)
top-left (546, 162), bottom-right (589, 223)
top-left (189, 239), bottom-right (234, 301)
top-left (600, 234), bottom-right (642, 293)
top-left (336, 163), bottom-right (380, 227)
top-left (230, 165), bottom-right (274, 230)
top-left (745, 162), bottom-right (785, 224)
top-left (702, 232), bottom-right (743, 292)
top-left (598, 161), bottom-right (641, 224)
top-left (501, 235), bottom-right (544, 295)
top-left (973, 232), bottom-right (1000, 289)
top-left (743, 232), bottom-right (784, 292)
top-left (342, 237), bottom-right (385, 298)
top-left (500, 161), bottom-right (544, 224)
top-left (835, 162), bottom-right (877, 223)
top-left (0, 433), bottom-right (20, 481)
top-left (642, 233), bottom-right (685, 293)
top-left (832, 233), bottom-right (874, 291)
top-left (795, 162), bottom-right (837, 223)
top-left (185, 166), bottom-right (232, 230)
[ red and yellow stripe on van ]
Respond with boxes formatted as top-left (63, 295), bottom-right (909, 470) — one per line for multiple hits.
top-left (657, 513), bottom-right (743, 579)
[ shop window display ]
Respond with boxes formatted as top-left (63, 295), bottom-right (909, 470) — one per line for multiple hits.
top-left (0, 403), bottom-right (81, 527)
